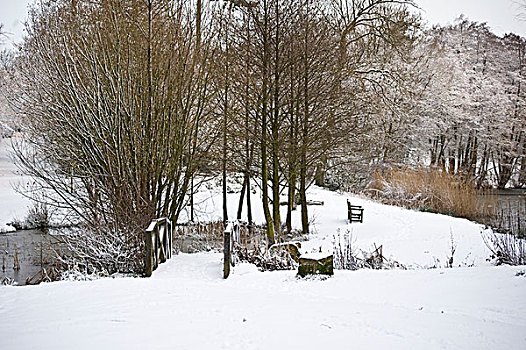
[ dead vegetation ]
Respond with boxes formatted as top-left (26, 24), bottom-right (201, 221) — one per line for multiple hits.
top-left (369, 167), bottom-right (495, 221)
top-left (174, 220), bottom-right (304, 271)
top-left (482, 229), bottom-right (526, 266)
top-left (333, 232), bottom-right (406, 270)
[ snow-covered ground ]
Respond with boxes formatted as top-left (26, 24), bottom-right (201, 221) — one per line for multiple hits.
top-left (0, 254), bottom-right (524, 350)
top-left (1, 155), bottom-right (525, 349)
top-left (0, 137), bottom-right (31, 232)
top-left (185, 181), bottom-right (494, 268)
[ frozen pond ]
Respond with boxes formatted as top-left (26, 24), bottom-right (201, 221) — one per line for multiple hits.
top-left (495, 188), bottom-right (525, 207)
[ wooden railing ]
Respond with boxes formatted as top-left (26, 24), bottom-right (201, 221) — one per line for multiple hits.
top-left (223, 220), bottom-right (240, 279)
top-left (144, 217), bottom-right (173, 277)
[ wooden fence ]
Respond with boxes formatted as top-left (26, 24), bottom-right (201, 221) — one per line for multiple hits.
top-left (223, 220), bottom-right (240, 279)
top-left (144, 217), bottom-right (173, 277)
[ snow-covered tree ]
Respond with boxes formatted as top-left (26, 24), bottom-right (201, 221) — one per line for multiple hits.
top-left (416, 17), bottom-right (526, 188)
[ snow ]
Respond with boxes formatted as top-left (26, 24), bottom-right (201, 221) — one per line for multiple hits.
top-left (1, 158), bottom-right (525, 349)
top-left (301, 252), bottom-right (333, 260)
top-left (0, 138), bottom-right (31, 232)
top-left (187, 182), bottom-right (493, 268)
top-left (0, 254), bottom-right (525, 349)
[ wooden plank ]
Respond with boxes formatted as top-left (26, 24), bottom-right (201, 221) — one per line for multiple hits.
top-left (347, 199), bottom-right (364, 223)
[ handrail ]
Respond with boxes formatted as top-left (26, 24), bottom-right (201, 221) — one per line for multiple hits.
top-left (144, 217), bottom-right (173, 277)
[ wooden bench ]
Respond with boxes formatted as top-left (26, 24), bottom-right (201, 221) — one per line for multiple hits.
top-left (347, 200), bottom-right (364, 223)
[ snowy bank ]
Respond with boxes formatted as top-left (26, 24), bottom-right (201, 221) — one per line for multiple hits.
top-left (1, 154), bottom-right (525, 349)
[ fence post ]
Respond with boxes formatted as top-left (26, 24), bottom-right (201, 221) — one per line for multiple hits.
top-left (223, 228), bottom-right (231, 279)
top-left (159, 218), bottom-right (167, 263)
top-left (223, 221), bottom-right (241, 279)
top-left (144, 229), bottom-right (153, 277)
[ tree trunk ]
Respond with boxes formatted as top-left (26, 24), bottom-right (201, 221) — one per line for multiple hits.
top-left (314, 160), bottom-right (326, 187)
top-left (222, 8), bottom-right (231, 225)
top-left (246, 172), bottom-right (253, 233)
top-left (261, 0), bottom-right (274, 246)
top-left (299, 156), bottom-right (309, 235)
top-left (237, 172), bottom-right (248, 220)
top-left (271, 0), bottom-right (281, 240)
top-left (286, 171), bottom-right (296, 234)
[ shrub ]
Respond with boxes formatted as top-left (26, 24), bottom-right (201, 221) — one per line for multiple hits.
top-left (333, 231), bottom-right (406, 270)
top-left (54, 227), bottom-right (143, 275)
top-left (482, 229), bottom-right (526, 266)
top-left (236, 242), bottom-right (299, 271)
top-left (25, 201), bottom-right (50, 229)
top-left (11, 201), bottom-right (50, 230)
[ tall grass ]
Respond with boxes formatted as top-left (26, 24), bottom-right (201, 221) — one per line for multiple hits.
top-left (369, 167), bottom-right (495, 221)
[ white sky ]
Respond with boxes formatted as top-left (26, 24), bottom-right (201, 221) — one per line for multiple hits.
top-left (0, 0), bottom-right (525, 51)
top-left (415, 0), bottom-right (526, 37)
top-left (0, 0), bottom-right (30, 50)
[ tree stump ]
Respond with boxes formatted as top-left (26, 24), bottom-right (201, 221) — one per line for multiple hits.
top-left (298, 254), bottom-right (334, 277)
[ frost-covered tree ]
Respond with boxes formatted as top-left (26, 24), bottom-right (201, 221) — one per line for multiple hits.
top-left (416, 18), bottom-right (526, 188)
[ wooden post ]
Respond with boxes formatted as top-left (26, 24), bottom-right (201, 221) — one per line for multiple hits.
top-left (223, 230), bottom-right (231, 279)
top-left (144, 229), bottom-right (153, 277)
top-left (158, 218), bottom-right (166, 263)
top-left (167, 219), bottom-right (172, 260)
top-left (223, 221), bottom-right (240, 278)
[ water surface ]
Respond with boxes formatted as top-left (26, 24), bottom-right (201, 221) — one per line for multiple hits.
top-left (0, 229), bottom-right (57, 285)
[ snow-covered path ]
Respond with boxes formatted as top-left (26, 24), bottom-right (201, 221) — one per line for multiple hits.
top-left (1, 253), bottom-right (525, 350)
top-left (190, 184), bottom-right (496, 268)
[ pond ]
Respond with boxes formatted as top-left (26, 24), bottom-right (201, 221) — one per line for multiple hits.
top-left (485, 189), bottom-right (526, 236)
top-left (493, 188), bottom-right (526, 204)
top-left (0, 229), bottom-right (58, 286)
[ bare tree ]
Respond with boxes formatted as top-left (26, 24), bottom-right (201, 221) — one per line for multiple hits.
top-left (10, 0), bottom-right (218, 273)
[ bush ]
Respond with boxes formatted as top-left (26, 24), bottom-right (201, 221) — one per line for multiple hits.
top-left (482, 229), bottom-right (526, 266)
top-left (369, 167), bottom-right (494, 220)
top-left (333, 232), bottom-right (406, 270)
top-left (236, 243), bottom-right (299, 271)
top-left (54, 227), bottom-right (143, 275)
top-left (11, 201), bottom-right (50, 230)
top-left (25, 202), bottom-right (50, 229)
top-left (333, 233), bottom-right (362, 270)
